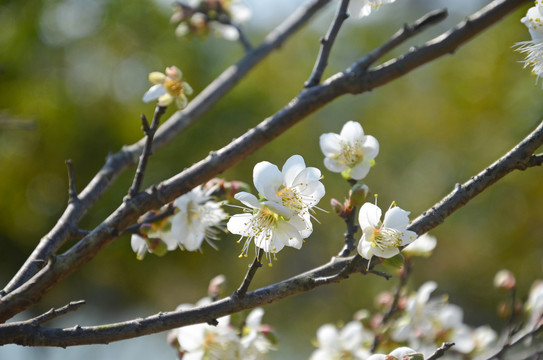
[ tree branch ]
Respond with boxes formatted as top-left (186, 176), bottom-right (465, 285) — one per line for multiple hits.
top-left (427, 342), bottom-right (455, 360)
top-left (305, 0), bottom-right (350, 87)
top-left (233, 249), bottom-right (264, 299)
top-left (0, 0), bottom-right (527, 324)
top-left (0, 116), bottom-right (541, 344)
top-left (0, 0), bottom-right (332, 297)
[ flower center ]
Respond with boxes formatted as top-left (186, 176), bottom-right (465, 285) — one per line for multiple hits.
top-left (371, 227), bottom-right (403, 250)
top-left (276, 186), bottom-right (305, 212)
top-left (164, 76), bottom-right (183, 96)
top-left (338, 141), bottom-right (364, 167)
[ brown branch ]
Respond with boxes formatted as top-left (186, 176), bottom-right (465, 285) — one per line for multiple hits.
top-left (233, 249), bottom-right (264, 299)
top-left (0, 0), bottom-right (527, 324)
top-left (126, 106), bottom-right (166, 200)
top-left (29, 300), bottom-right (86, 326)
top-left (0, 115), bottom-right (542, 344)
top-left (0, 0), bottom-right (333, 297)
top-left (305, 0), bottom-right (350, 87)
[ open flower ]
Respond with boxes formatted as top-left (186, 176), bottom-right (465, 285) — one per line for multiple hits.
top-left (367, 347), bottom-right (422, 360)
top-left (170, 185), bottom-right (228, 252)
top-left (253, 155), bottom-right (325, 236)
top-left (142, 66), bottom-right (193, 108)
top-left (320, 121), bottom-right (379, 180)
top-left (349, 0), bottom-right (397, 18)
top-left (227, 192), bottom-right (309, 265)
top-left (516, 2), bottom-right (543, 84)
top-left (357, 201), bottom-right (417, 263)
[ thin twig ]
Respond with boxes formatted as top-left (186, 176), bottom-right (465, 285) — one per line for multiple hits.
top-left (127, 106), bottom-right (166, 200)
top-left (30, 300), bottom-right (86, 326)
top-left (65, 160), bottom-right (79, 204)
top-left (305, 0), bottom-right (350, 87)
top-left (487, 315), bottom-right (543, 360)
top-left (233, 250), bottom-right (264, 299)
top-left (122, 203), bottom-right (176, 235)
top-left (0, 0), bottom-right (332, 298)
top-left (427, 342), bottom-right (455, 360)
top-left (338, 180), bottom-right (361, 257)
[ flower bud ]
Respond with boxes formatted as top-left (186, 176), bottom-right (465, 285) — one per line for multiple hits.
top-left (494, 269), bottom-right (516, 290)
top-left (330, 198), bottom-right (345, 217)
top-left (349, 183), bottom-right (369, 206)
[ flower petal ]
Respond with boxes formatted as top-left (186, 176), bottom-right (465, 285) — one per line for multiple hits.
top-left (253, 161), bottom-right (283, 202)
top-left (382, 206), bottom-right (410, 231)
top-left (340, 121), bottom-right (364, 144)
top-left (324, 157), bottom-right (348, 173)
top-left (234, 192), bottom-right (261, 209)
top-left (319, 133), bottom-right (342, 156)
top-left (226, 213), bottom-right (253, 236)
top-left (361, 135), bottom-right (379, 159)
top-left (348, 160), bottom-right (371, 180)
top-left (142, 84), bottom-right (167, 102)
top-left (357, 236), bottom-right (373, 260)
top-left (282, 155), bottom-right (306, 187)
top-left (358, 202), bottom-right (381, 230)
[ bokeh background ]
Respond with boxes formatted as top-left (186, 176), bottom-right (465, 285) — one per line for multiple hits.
top-left (1, 0), bottom-right (542, 358)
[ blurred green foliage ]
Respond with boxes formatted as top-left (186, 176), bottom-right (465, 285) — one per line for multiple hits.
top-left (0, 0), bottom-right (542, 358)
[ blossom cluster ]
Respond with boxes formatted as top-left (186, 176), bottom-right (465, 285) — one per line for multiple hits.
top-left (310, 281), bottom-right (498, 360)
top-left (170, 297), bottom-right (276, 360)
top-left (227, 155), bottom-right (325, 265)
top-left (131, 183), bottom-right (228, 260)
top-left (170, 0), bottom-right (251, 41)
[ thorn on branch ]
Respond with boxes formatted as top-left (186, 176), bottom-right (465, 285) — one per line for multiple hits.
top-left (206, 318), bottom-right (219, 326)
top-left (65, 160), bottom-right (79, 204)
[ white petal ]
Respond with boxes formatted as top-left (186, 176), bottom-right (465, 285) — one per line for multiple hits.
top-left (282, 155), bottom-right (306, 187)
top-left (263, 200), bottom-right (294, 219)
top-left (253, 161), bottom-right (283, 202)
top-left (231, 2), bottom-right (251, 23)
top-left (358, 202), bottom-right (381, 230)
top-left (371, 244), bottom-right (399, 259)
top-left (142, 84), bottom-right (167, 102)
top-left (319, 133), bottom-right (342, 156)
top-left (245, 308), bottom-right (264, 330)
top-left (348, 160), bottom-right (371, 180)
top-left (316, 324), bottom-right (339, 348)
top-left (227, 213), bottom-right (253, 236)
top-left (357, 236), bottom-right (373, 260)
top-left (212, 22), bottom-right (239, 41)
top-left (324, 157), bottom-right (348, 173)
top-left (340, 121), bottom-right (364, 144)
top-left (180, 224), bottom-right (205, 251)
top-left (382, 206), bottom-right (410, 231)
top-left (131, 234), bottom-right (147, 255)
top-left (399, 230), bottom-right (418, 247)
top-left (416, 281), bottom-right (438, 304)
top-left (389, 347), bottom-right (417, 359)
top-left (276, 220), bottom-right (303, 249)
top-left (234, 192), bottom-right (261, 209)
top-left (361, 135), bottom-right (379, 159)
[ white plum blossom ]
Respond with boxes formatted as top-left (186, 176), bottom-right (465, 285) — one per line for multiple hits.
top-left (525, 280), bottom-right (543, 329)
top-left (227, 192), bottom-right (310, 265)
top-left (310, 321), bottom-right (372, 360)
top-left (402, 233), bottom-right (437, 258)
top-left (320, 121), bottom-right (379, 180)
top-left (142, 66), bottom-right (193, 108)
top-left (357, 201), bottom-right (417, 263)
top-left (349, 0), bottom-right (397, 19)
top-left (173, 298), bottom-right (240, 359)
top-left (170, 185), bottom-right (228, 252)
top-left (516, 2), bottom-right (543, 85)
top-left (240, 308), bottom-right (276, 359)
top-left (171, 300), bottom-right (274, 360)
top-left (227, 155), bottom-right (325, 264)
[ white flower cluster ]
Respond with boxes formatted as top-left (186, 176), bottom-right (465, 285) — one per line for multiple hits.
top-left (131, 184), bottom-right (227, 260)
top-left (170, 298), bottom-right (275, 360)
top-left (310, 282), bottom-right (498, 360)
top-left (349, 0), bottom-right (397, 18)
top-left (227, 155), bottom-right (325, 265)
